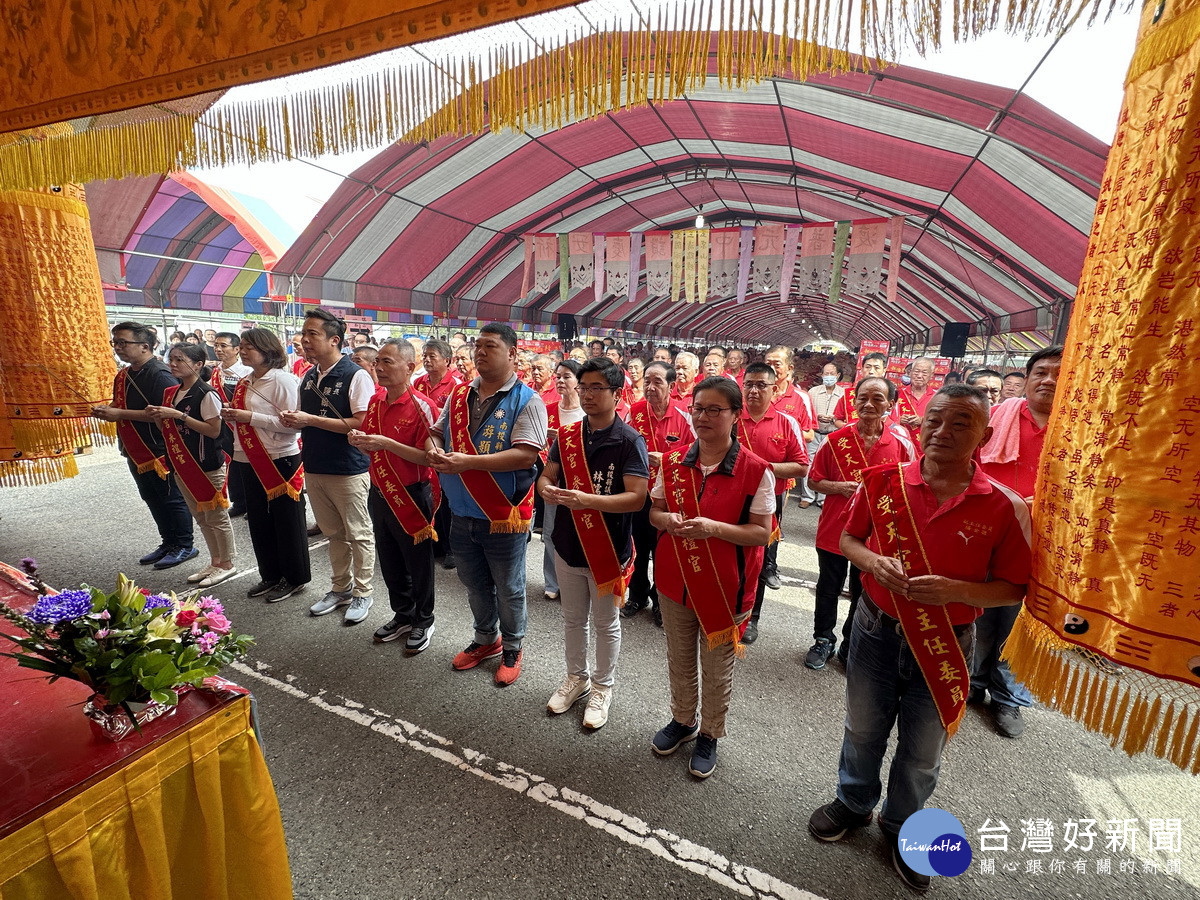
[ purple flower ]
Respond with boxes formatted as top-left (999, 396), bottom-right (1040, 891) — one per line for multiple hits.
top-left (28, 590), bottom-right (93, 625)
top-left (142, 594), bottom-right (173, 612)
top-left (20, 557), bottom-right (38, 575)
top-left (196, 631), bottom-right (221, 654)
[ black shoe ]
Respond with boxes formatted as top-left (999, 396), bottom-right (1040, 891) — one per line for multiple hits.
top-left (651, 719), bottom-right (700, 756)
top-left (763, 569), bottom-right (782, 590)
top-left (263, 580), bottom-right (305, 603)
top-left (742, 620), bottom-right (759, 644)
top-left (441, 554), bottom-right (457, 570)
top-left (228, 506), bottom-right (248, 518)
top-left (405, 624), bottom-right (435, 654)
top-left (891, 835), bottom-right (932, 891)
top-left (307, 524), bottom-right (322, 537)
top-left (968, 687), bottom-right (987, 705)
top-left (374, 616), bottom-right (412, 643)
top-left (992, 703), bottom-right (1026, 738)
top-left (247, 579), bottom-right (278, 598)
top-left (652, 603), bottom-right (663, 628)
top-left (688, 734), bottom-right (718, 779)
top-left (139, 544), bottom-right (171, 565)
top-left (808, 799), bottom-right (873, 842)
top-left (154, 546), bottom-right (199, 569)
top-left (620, 597), bottom-right (647, 619)
top-left (805, 638), bottom-right (835, 670)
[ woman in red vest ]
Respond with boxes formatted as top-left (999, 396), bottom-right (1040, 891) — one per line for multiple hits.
top-left (648, 377), bottom-right (774, 779)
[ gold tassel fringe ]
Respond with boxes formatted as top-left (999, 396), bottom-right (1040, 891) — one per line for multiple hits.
top-left (0, 454), bottom-right (79, 486)
top-left (0, 0), bottom-right (1128, 191)
top-left (1004, 610), bottom-right (1200, 773)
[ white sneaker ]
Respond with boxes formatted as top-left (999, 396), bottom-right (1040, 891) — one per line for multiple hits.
top-left (187, 565), bottom-right (217, 584)
top-left (547, 674), bottom-right (591, 714)
top-left (198, 566), bottom-right (237, 588)
top-left (583, 685), bottom-right (612, 730)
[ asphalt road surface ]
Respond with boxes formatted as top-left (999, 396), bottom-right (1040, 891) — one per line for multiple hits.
top-left (2, 445), bottom-right (1197, 899)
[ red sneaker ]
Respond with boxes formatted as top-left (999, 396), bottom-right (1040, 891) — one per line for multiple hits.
top-left (451, 639), bottom-right (503, 671)
top-left (495, 648), bottom-right (522, 685)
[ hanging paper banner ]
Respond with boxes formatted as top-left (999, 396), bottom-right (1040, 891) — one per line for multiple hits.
top-left (886, 216), bottom-right (905, 307)
top-left (798, 224), bottom-right (834, 298)
top-left (829, 221), bottom-right (852, 303)
top-left (628, 232), bottom-right (643, 306)
top-left (735, 226), bottom-right (753, 305)
top-left (845, 219), bottom-right (887, 296)
top-left (696, 229), bottom-right (710, 305)
top-left (672, 231), bottom-right (687, 302)
top-left (593, 234), bottom-right (606, 301)
top-left (558, 233), bottom-right (570, 301)
top-left (780, 225), bottom-right (800, 304)
top-left (750, 223), bottom-right (785, 294)
top-left (645, 231), bottom-right (672, 298)
top-left (521, 234), bottom-right (535, 296)
top-left (569, 232), bottom-right (594, 292)
top-left (708, 228), bottom-right (740, 299)
top-left (534, 234), bottom-right (558, 293)
top-left (605, 233), bottom-right (631, 299)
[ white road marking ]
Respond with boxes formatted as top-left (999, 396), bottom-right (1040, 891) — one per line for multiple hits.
top-left (232, 660), bottom-right (827, 900)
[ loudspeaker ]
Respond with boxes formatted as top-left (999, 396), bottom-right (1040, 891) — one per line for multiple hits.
top-left (558, 314), bottom-right (577, 340)
top-left (939, 323), bottom-right (971, 358)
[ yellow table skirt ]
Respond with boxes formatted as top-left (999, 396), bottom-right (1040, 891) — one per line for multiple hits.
top-left (0, 696), bottom-right (292, 900)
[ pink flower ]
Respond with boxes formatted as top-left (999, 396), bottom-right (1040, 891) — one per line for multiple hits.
top-left (198, 596), bottom-right (224, 613)
top-left (196, 631), bottom-right (220, 654)
top-left (175, 609), bottom-right (199, 628)
top-left (95, 628), bottom-right (111, 639)
top-left (202, 611), bottom-right (231, 634)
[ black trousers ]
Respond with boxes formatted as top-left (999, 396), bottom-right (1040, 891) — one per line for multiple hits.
top-left (629, 495), bottom-right (658, 605)
top-left (750, 493), bottom-right (787, 622)
top-left (432, 484), bottom-right (454, 560)
top-left (226, 456), bottom-right (248, 511)
top-left (128, 459), bottom-right (193, 549)
top-left (371, 482), bottom-right (436, 628)
top-left (236, 457), bottom-right (311, 587)
top-left (813, 546), bottom-right (862, 647)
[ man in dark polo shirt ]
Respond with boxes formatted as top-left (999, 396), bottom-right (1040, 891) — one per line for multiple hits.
top-left (807, 384), bottom-right (1031, 891)
top-left (538, 358), bottom-right (649, 729)
top-left (280, 308), bottom-right (377, 626)
top-left (92, 321), bottom-right (195, 568)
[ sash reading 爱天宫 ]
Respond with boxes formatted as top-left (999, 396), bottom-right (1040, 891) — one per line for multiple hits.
top-left (160, 384), bottom-right (229, 511)
top-left (114, 368), bottom-right (168, 478)
top-left (231, 378), bottom-right (304, 501)
top-left (363, 394), bottom-right (436, 543)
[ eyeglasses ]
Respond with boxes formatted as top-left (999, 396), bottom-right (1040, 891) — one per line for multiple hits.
top-left (689, 404), bottom-right (733, 417)
top-left (577, 385), bottom-right (617, 395)
top-left (110, 340), bottom-right (147, 349)
top-left (742, 381), bottom-right (775, 392)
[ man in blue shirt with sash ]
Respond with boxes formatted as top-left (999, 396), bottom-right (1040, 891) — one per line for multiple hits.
top-left (428, 323), bottom-right (548, 686)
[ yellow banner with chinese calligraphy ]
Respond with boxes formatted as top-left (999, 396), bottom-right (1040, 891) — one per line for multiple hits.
top-left (0, 179), bottom-right (116, 486)
top-left (1004, 0), bottom-right (1200, 774)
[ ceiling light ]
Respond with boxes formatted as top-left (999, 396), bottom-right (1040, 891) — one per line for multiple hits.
top-left (694, 213), bottom-right (705, 229)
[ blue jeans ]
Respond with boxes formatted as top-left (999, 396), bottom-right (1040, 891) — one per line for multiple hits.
top-left (835, 599), bottom-right (976, 835)
top-left (970, 604), bottom-right (1032, 708)
top-left (128, 459), bottom-right (193, 549)
top-left (451, 516), bottom-right (529, 651)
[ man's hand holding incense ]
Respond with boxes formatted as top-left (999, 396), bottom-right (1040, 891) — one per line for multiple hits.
top-left (871, 555), bottom-right (909, 595)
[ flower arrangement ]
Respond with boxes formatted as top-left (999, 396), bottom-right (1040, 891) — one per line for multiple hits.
top-left (0, 559), bottom-right (253, 724)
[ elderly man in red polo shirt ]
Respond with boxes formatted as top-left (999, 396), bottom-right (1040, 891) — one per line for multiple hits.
top-left (737, 362), bottom-right (810, 643)
top-left (971, 345), bottom-right (1061, 739)
top-left (807, 383), bottom-right (1031, 892)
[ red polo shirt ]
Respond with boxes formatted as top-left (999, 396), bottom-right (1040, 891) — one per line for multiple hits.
top-left (737, 409), bottom-right (809, 496)
top-left (980, 401), bottom-right (1045, 499)
top-left (628, 398), bottom-right (694, 481)
top-left (365, 387), bottom-right (439, 485)
top-left (897, 387), bottom-right (935, 436)
top-left (414, 370), bottom-right (459, 408)
top-left (808, 425), bottom-right (913, 554)
top-left (538, 382), bottom-right (560, 408)
top-left (772, 383), bottom-right (816, 432)
top-left (843, 459), bottom-right (1032, 625)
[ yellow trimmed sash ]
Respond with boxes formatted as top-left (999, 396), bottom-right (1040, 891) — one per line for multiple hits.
top-left (447, 384), bottom-right (534, 533)
top-left (114, 368), bottom-right (168, 478)
top-left (232, 379), bottom-right (304, 502)
top-left (363, 396), bottom-right (436, 543)
top-left (160, 385), bottom-right (229, 512)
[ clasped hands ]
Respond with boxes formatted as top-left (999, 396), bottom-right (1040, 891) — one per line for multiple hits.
top-left (871, 556), bottom-right (956, 606)
top-left (661, 512), bottom-right (720, 540)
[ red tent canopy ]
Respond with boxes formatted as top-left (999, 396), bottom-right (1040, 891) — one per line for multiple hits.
top-left (275, 49), bottom-right (1107, 347)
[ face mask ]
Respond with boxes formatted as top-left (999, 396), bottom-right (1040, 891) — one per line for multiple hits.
top-left (822, 375), bottom-right (837, 387)
top-left (901, 375), bottom-right (912, 385)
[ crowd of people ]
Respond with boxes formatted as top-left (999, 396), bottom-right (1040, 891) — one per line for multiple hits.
top-left (93, 312), bottom-right (1058, 891)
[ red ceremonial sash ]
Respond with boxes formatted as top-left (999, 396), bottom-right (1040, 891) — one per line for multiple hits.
top-left (447, 384), bottom-right (534, 533)
top-left (114, 369), bottom-right (168, 478)
top-left (661, 450), bottom-right (746, 655)
top-left (860, 464), bottom-right (970, 737)
top-left (828, 428), bottom-right (870, 483)
top-left (211, 371), bottom-right (229, 404)
top-left (540, 402), bottom-right (561, 465)
top-left (231, 378), bottom-right (304, 501)
top-left (160, 385), bottom-right (229, 512)
top-left (558, 421), bottom-right (632, 606)
top-left (363, 395), bottom-right (436, 543)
